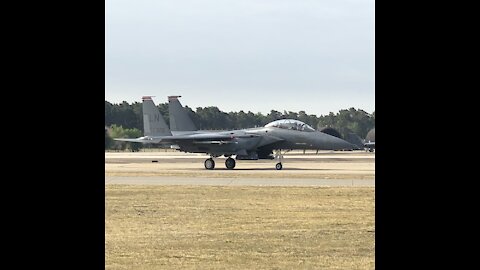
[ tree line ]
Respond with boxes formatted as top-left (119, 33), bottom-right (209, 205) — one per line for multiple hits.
top-left (105, 100), bottom-right (375, 150)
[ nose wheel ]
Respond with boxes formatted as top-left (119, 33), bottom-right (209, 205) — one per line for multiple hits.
top-left (274, 150), bottom-right (289, 170)
top-left (275, 162), bottom-right (283, 170)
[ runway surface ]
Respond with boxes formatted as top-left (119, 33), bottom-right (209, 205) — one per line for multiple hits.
top-left (106, 154), bottom-right (375, 159)
top-left (105, 150), bottom-right (375, 186)
top-left (105, 176), bottom-right (374, 187)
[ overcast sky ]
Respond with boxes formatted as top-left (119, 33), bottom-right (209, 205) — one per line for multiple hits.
top-left (105, 0), bottom-right (374, 116)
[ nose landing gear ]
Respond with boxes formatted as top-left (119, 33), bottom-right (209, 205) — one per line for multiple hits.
top-left (275, 162), bottom-right (283, 170)
top-left (274, 149), bottom-right (290, 170)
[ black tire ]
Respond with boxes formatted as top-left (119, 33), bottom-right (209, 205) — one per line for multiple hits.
top-left (204, 158), bottom-right (215, 170)
top-left (225, 158), bottom-right (236, 169)
top-left (275, 162), bottom-right (283, 170)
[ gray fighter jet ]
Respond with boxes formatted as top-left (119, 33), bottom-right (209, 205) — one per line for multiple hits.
top-left (364, 128), bottom-right (375, 152)
top-left (116, 96), bottom-right (357, 170)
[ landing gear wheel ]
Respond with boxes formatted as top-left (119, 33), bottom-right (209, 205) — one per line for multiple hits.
top-left (225, 158), bottom-right (236, 169)
top-left (275, 162), bottom-right (283, 170)
top-left (204, 158), bottom-right (215, 170)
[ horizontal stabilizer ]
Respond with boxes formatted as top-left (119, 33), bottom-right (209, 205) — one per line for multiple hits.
top-left (113, 137), bottom-right (162, 144)
top-left (192, 140), bottom-right (236, 145)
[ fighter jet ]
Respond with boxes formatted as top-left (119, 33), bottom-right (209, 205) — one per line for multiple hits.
top-left (364, 128), bottom-right (375, 152)
top-left (116, 96), bottom-right (357, 170)
top-left (342, 129), bottom-right (375, 152)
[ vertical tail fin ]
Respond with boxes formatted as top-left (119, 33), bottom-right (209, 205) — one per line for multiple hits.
top-left (142, 96), bottom-right (172, 136)
top-left (168, 96), bottom-right (197, 131)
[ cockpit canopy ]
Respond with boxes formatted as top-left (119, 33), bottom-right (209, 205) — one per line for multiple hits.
top-left (264, 119), bottom-right (316, 132)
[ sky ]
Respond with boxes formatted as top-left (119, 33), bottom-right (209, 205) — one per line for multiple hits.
top-left (105, 0), bottom-right (374, 116)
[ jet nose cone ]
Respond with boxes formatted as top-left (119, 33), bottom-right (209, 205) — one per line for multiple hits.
top-left (331, 136), bottom-right (358, 150)
top-left (312, 131), bottom-right (358, 150)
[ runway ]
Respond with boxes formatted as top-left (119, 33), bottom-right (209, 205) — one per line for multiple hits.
top-left (105, 154), bottom-right (375, 159)
top-left (105, 150), bottom-right (375, 186)
top-left (105, 176), bottom-right (374, 186)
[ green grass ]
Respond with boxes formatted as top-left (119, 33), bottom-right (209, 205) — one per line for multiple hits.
top-left (106, 185), bottom-right (375, 269)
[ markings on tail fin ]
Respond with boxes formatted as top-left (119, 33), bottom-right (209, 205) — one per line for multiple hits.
top-left (142, 97), bottom-right (172, 136)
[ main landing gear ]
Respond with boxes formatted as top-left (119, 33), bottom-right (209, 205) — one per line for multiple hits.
top-left (204, 158), bottom-right (215, 170)
top-left (203, 151), bottom-right (287, 170)
top-left (204, 157), bottom-right (236, 170)
top-left (225, 157), bottom-right (236, 169)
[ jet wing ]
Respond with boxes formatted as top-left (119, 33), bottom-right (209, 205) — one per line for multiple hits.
top-left (114, 132), bottom-right (262, 144)
top-left (114, 137), bottom-right (163, 144)
top-left (161, 133), bottom-right (235, 141)
top-left (160, 132), bottom-right (262, 144)
top-left (364, 142), bottom-right (375, 147)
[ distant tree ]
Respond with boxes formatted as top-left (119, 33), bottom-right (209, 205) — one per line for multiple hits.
top-left (266, 110), bottom-right (283, 123)
top-left (317, 108), bottom-right (374, 138)
top-left (297, 111), bottom-right (319, 129)
top-left (108, 124), bottom-right (143, 151)
top-left (283, 111), bottom-right (298, 120)
top-left (105, 128), bottom-right (113, 150)
top-left (130, 102), bottom-right (143, 131)
top-left (255, 112), bottom-right (269, 126)
top-left (105, 101), bottom-right (114, 126)
top-left (196, 106), bottom-right (234, 130)
top-left (105, 100), bottom-right (374, 139)
top-left (317, 112), bottom-right (337, 129)
top-left (110, 101), bottom-right (138, 129)
top-left (231, 110), bottom-right (251, 129)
